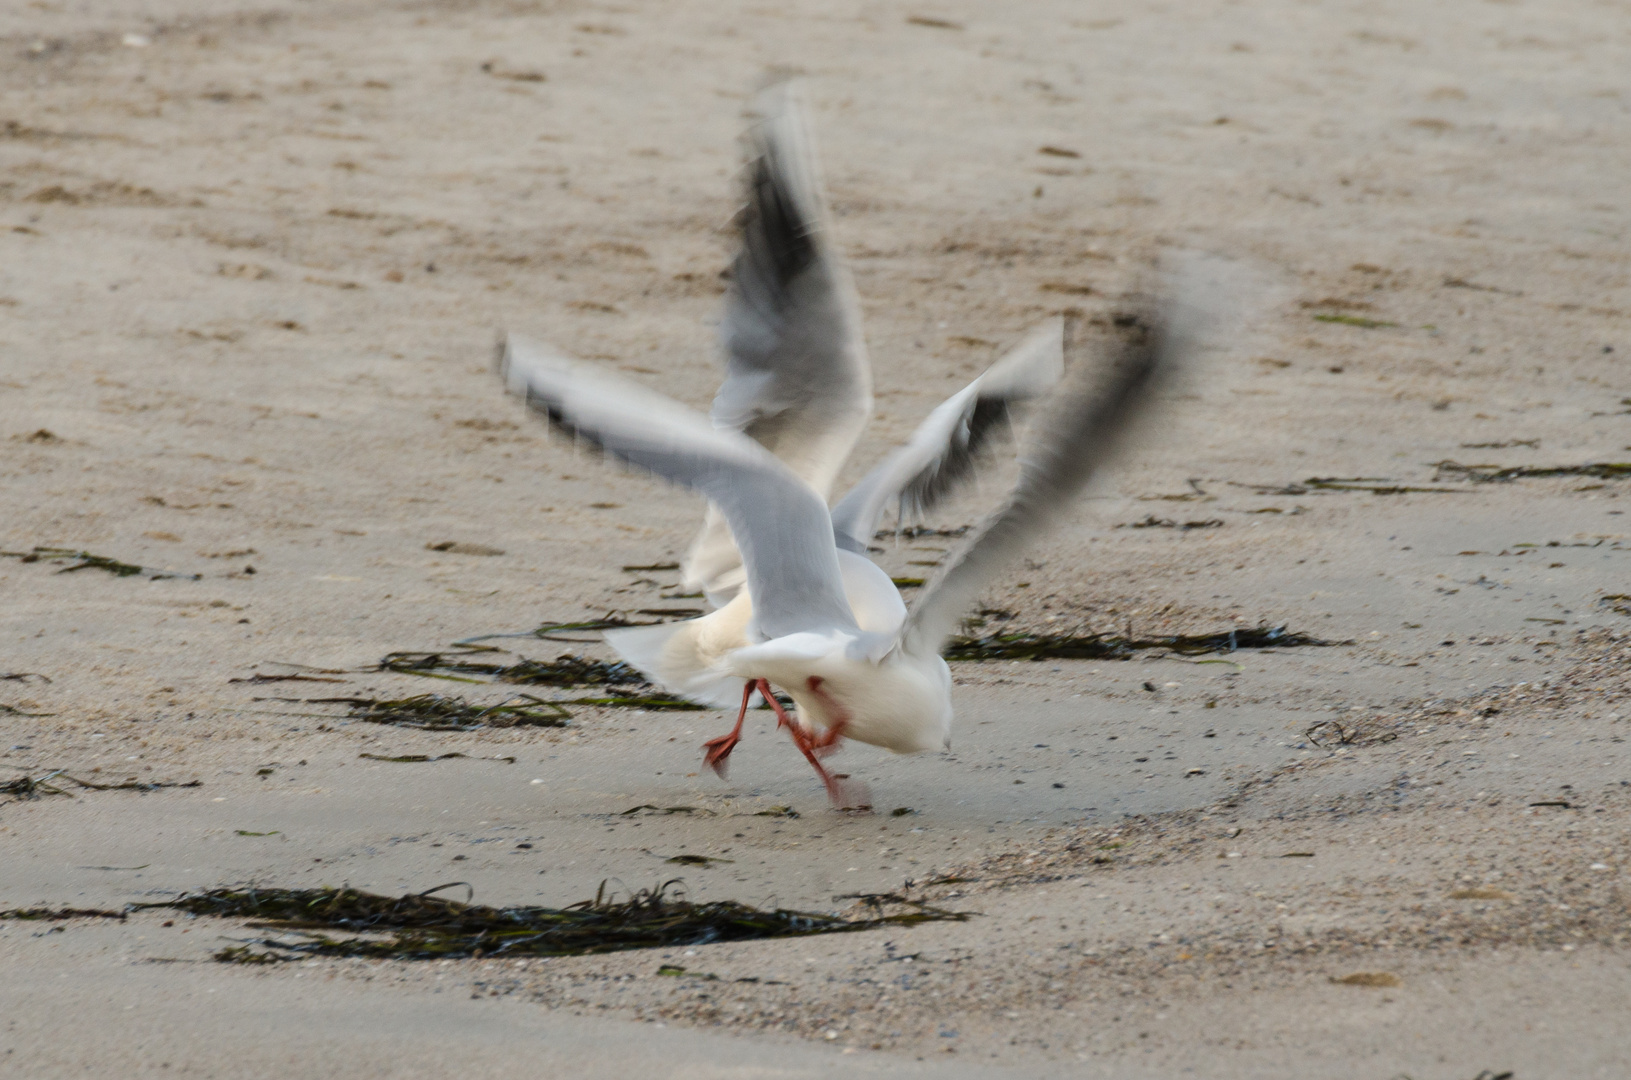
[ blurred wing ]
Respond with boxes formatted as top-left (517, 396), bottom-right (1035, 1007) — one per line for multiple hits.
top-left (713, 81), bottom-right (872, 484)
top-left (904, 285), bottom-right (1206, 657)
top-left (685, 81), bottom-right (872, 602)
top-left (499, 335), bottom-right (858, 640)
top-left (829, 318), bottom-right (1064, 553)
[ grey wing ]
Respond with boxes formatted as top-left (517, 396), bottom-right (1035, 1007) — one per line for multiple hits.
top-left (713, 81), bottom-right (872, 486)
top-left (499, 335), bottom-right (858, 640)
top-left (829, 318), bottom-right (1064, 553)
top-left (685, 81), bottom-right (872, 602)
top-left (904, 279), bottom-right (1211, 657)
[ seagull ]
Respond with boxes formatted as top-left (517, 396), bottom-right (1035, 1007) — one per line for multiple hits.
top-left (679, 82), bottom-right (1065, 611)
top-left (499, 303), bottom-right (1193, 804)
top-left (680, 80), bottom-right (874, 609)
top-left (496, 87), bottom-right (1209, 806)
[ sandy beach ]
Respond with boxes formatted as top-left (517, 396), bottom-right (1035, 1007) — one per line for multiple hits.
top-left (3, 1), bottom-right (1629, 1075)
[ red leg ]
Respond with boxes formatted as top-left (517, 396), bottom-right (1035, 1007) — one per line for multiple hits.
top-left (759, 678), bottom-right (870, 810)
top-left (700, 681), bottom-right (754, 778)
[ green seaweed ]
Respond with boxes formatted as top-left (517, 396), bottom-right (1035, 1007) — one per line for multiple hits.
top-left (874, 526), bottom-right (971, 539)
top-left (1119, 515), bottom-right (1223, 530)
top-left (555, 692), bottom-right (704, 711)
top-left (1, 767), bottom-right (201, 801)
top-left (379, 649), bottom-right (645, 687)
top-left (0, 547), bottom-right (200, 580)
top-left (1312, 313), bottom-right (1397, 329)
top-left (0, 772), bottom-right (71, 800)
top-left (375, 652), bottom-right (701, 710)
top-left (1232, 477), bottom-right (1474, 496)
top-left (1433, 460), bottom-right (1631, 484)
top-left (455, 616), bottom-right (665, 647)
top-left (129, 881), bottom-right (967, 963)
top-left (310, 693), bottom-right (572, 731)
top-left (0, 906), bottom-right (127, 921)
top-left (944, 623), bottom-right (1341, 662)
top-left (528, 616), bottom-right (664, 642)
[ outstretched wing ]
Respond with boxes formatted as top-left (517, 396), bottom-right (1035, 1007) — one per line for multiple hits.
top-left (499, 336), bottom-right (858, 640)
top-left (684, 81), bottom-right (872, 603)
top-left (904, 272), bottom-right (1214, 657)
top-left (829, 318), bottom-right (1064, 553)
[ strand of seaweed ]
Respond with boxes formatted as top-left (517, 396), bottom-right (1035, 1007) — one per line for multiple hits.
top-left (0, 906), bottom-right (128, 921)
top-left (1433, 460), bottom-right (1631, 483)
top-left (296, 693), bottom-right (574, 730)
top-left (380, 647), bottom-right (642, 685)
top-left (2, 766), bottom-right (201, 802)
top-left (873, 525), bottom-right (972, 539)
top-left (456, 615), bottom-right (664, 646)
top-left (1116, 514), bottom-right (1223, 531)
top-left (376, 647), bottom-right (703, 709)
top-left (943, 623), bottom-right (1342, 662)
top-left (0, 546), bottom-right (200, 580)
top-left (118, 882), bottom-right (967, 963)
top-left (1228, 477), bottom-right (1474, 496)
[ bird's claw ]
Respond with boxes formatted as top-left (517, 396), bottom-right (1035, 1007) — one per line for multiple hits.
top-left (701, 733), bottom-right (739, 778)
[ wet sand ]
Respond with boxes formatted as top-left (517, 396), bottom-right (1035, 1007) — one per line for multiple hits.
top-left (3, 1), bottom-right (1629, 1075)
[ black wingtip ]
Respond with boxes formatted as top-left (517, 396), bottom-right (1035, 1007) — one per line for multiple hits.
top-left (738, 143), bottom-right (819, 293)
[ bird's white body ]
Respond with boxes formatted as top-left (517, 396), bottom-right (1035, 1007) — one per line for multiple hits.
top-left (731, 634), bottom-right (952, 755)
top-left (497, 82), bottom-right (1195, 802)
top-left (608, 550), bottom-right (951, 754)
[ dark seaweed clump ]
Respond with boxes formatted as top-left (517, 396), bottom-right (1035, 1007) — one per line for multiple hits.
top-left (944, 623), bottom-right (1341, 662)
top-left (377, 648), bottom-right (702, 710)
top-left (309, 693), bottom-right (572, 731)
top-left (380, 648), bottom-right (642, 686)
top-left (131, 882), bottom-right (966, 963)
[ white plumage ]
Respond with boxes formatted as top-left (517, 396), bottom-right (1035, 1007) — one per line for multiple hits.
top-left (498, 83), bottom-right (1206, 805)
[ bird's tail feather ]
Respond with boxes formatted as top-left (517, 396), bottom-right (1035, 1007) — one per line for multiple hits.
top-left (604, 622), bottom-right (742, 709)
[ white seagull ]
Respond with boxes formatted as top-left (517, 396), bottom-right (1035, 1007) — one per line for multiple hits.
top-left (678, 84), bottom-right (1066, 612)
top-left (499, 306), bottom-right (1192, 804)
top-left (497, 86), bottom-right (1207, 806)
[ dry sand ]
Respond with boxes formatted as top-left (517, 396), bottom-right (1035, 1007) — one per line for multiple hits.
top-left (3, 1), bottom-right (1629, 1076)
